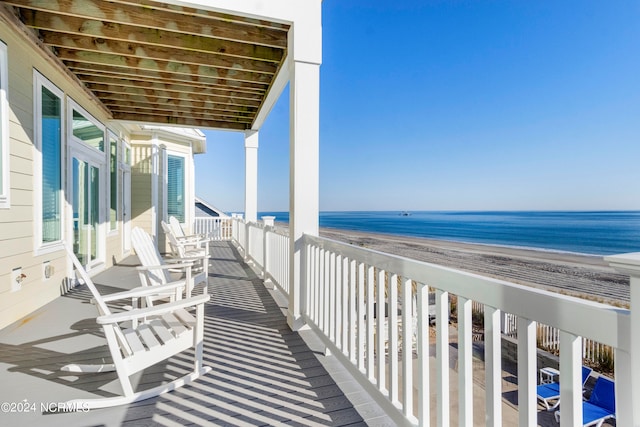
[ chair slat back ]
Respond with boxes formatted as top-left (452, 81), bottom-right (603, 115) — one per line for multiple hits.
top-left (589, 377), bottom-right (615, 413)
top-left (169, 216), bottom-right (186, 238)
top-left (132, 227), bottom-right (171, 286)
top-left (581, 366), bottom-right (593, 386)
top-left (161, 221), bottom-right (186, 258)
top-left (63, 243), bottom-right (111, 316)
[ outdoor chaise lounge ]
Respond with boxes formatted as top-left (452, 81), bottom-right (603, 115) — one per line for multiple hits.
top-left (554, 376), bottom-right (616, 427)
top-left (537, 366), bottom-right (592, 410)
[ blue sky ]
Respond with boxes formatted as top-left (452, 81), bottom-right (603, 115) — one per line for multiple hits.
top-left (196, 0), bottom-right (639, 213)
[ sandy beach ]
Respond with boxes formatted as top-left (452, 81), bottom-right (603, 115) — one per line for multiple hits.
top-left (318, 227), bottom-right (630, 306)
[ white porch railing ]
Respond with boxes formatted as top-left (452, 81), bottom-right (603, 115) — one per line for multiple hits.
top-left (471, 300), bottom-right (614, 367)
top-left (193, 217), bottom-right (233, 240)
top-left (230, 218), bottom-right (635, 426)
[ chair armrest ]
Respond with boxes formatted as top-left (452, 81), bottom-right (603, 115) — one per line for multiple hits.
top-left (137, 262), bottom-right (193, 270)
top-left (177, 234), bottom-right (202, 242)
top-left (99, 280), bottom-right (187, 303)
top-left (97, 294), bottom-right (210, 324)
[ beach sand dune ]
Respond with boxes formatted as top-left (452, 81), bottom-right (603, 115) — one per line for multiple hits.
top-left (318, 227), bottom-right (629, 306)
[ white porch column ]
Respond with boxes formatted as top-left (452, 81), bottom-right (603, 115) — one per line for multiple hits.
top-left (605, 252), bottom-right (640, 427)
top-left (244, 130), bottom-right (258, 223)
top-left (288, 60), bottom-right (320, 330)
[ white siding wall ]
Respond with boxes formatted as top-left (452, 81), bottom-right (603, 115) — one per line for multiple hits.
top-left (0, 22), bottom-right (128, 330)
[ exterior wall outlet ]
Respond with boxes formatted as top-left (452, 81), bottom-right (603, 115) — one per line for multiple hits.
top-left (11, 267), bottom-right (23, 292)
top-left (43, 261), bottom-right (54, 279)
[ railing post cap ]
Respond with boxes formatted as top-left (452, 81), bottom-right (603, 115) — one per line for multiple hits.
top-left (261, 216), bottom-right (276, 227)
top-left (605, 252), bottom-right (640, 277)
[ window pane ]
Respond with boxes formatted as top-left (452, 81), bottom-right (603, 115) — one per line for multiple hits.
top-left (42, 86), bottom-right (62, 243)
top-left (167, 155), bottom-right (185, 223)
top-left (110, 135), bottom-right (117, 230)
top-left (72, 109), bottom-right (103, 151)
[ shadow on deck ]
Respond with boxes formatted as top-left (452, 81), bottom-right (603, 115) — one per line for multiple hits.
top-left (0, 241), bottom-right (377, 427)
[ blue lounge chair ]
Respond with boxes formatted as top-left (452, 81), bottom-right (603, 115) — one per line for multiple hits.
top-left (537, 366), bottom-right (592, 410)
top-left (553, 376), bottom-right (616, 427)
top-left (582, 376), bottom-right (615, 427)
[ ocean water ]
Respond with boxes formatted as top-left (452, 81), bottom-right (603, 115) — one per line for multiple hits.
top-left (257, 211), bottom-right (640, 256)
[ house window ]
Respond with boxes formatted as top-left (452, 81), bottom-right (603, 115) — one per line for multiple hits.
top-left (0, 41), bottom-right (9, 209)
top-left (109, 132), bottom-right (118, 231)
top-left (35, 73), bottom-right (64, 244)
top-left (72, 108), bottom-right (103, 151)
top-left (167, 154), bottom-right (185, 223)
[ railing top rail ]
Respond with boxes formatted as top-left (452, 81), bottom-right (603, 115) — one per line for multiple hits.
top-left (302, 233), bottom-right (630, 351)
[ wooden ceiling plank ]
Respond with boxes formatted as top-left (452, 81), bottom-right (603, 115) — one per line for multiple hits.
top-left (90, 87), bottom-right (262, 109)
top-left (77, 74), bottom-right (264, 101)
top-left (39, 31), bottom-right (279, 74)
top-left (102, 101), bottom-right (255, 118)
top-left (66, 63), bottom-right (267, 94)
top-left (109, 106), bottom-right (254, 123)
top-left (20, 10), bottom-right (285, 62)
top-left (108, 0), bottom-right (290, 31)
top-left (5, 0), bottom-right (288, 47)
top-left (111, 111), bottom-right (250, 130)
top-left (96, 93), bottom-right (258, 114)
top-left (56, 49), bottom-right (275, 85)
top-left (86, 84), bottom-right (263, 108)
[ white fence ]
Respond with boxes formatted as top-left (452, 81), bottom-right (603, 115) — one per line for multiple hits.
top-left (193, 217), bottom-right (233, 240)
top-left (230, 219), bottom-right (635, 426)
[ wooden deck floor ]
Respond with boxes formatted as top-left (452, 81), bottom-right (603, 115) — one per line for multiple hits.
top-left (0, 241), bottom-right (390, 427)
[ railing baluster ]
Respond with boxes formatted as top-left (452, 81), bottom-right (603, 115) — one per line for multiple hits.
top-left (417, 283), bottom-right (429, 426)
top-left (328, 252), bottom-right (336, 341)
top-left (436, 289), bottom-right (449, 427)
top-left (402, 278), bottom-right (413, 419)
top-left (335, 254), bottom-right (342, 350)
top-left (367, 265), bottom-right (375, 380)
top-left (324, 250), bottom-right (331, 334)
top-left (517, 317), bottom-right (537, 427)
top-left (376, 268), bottom-right (386, 393)
top-left (559, 331), bottom-right (582, 426)
top-left (341, 256), bottom-right (349, 355)
top-left (349, 259), bottom-right (357, 363)
top-left (357, 262), bottom-right (366, 372)
top-left (485, 305), bottom-right (502, 427)
top-left (389, 273), bottom-right (399, 404)
top-left (458, 296), bottom-right (473, 427)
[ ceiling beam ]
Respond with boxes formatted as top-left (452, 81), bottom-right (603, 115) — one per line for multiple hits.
top-left (56, 49), bottom-right (275, 84)
top-left (111, 112), bottom-right (250, 130)
top-left (39, 31), bottom-right (279, 75)
top-left (77, 74), bottom-right (265, 101)
top-left (20, 10), bottom-right (285, 62)
top-left (5, 0), bottom-right (288, 46)
top-left (90, 89), bottom-right (261, 109)
top-left (65, 62), bottom-right (267, 94)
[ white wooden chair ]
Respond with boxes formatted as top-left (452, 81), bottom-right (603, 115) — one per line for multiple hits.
top-left (169, 215), bottom-right (206, 243)
top-left (161, 220), bottom-right (209, 262)
top-left (61, 243), bottom-right (211, 409)
top-left (132, 227), bottom-right (208, 299)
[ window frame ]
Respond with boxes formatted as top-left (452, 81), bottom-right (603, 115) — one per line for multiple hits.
top-left (108, 130), bottom-right (119, 233)
top-left (164, 151), bottom-right (188, 225)
top-left (33, 71), bottom-right (65, 254)
top-left (0, 41), bottom-right (9, 209)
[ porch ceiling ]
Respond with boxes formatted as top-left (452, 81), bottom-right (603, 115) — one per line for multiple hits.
top-left (3, 0), bottom-right (289, 130)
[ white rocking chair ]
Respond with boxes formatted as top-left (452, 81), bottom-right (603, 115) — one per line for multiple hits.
top-left (161, 220), bottom-right (209, 262)
top-left (61, 243), bottom-right (211, 409)
top-left (169, 215), bottom-right (207, 244)
top-left (132, 227), bottom-right (208, 299)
